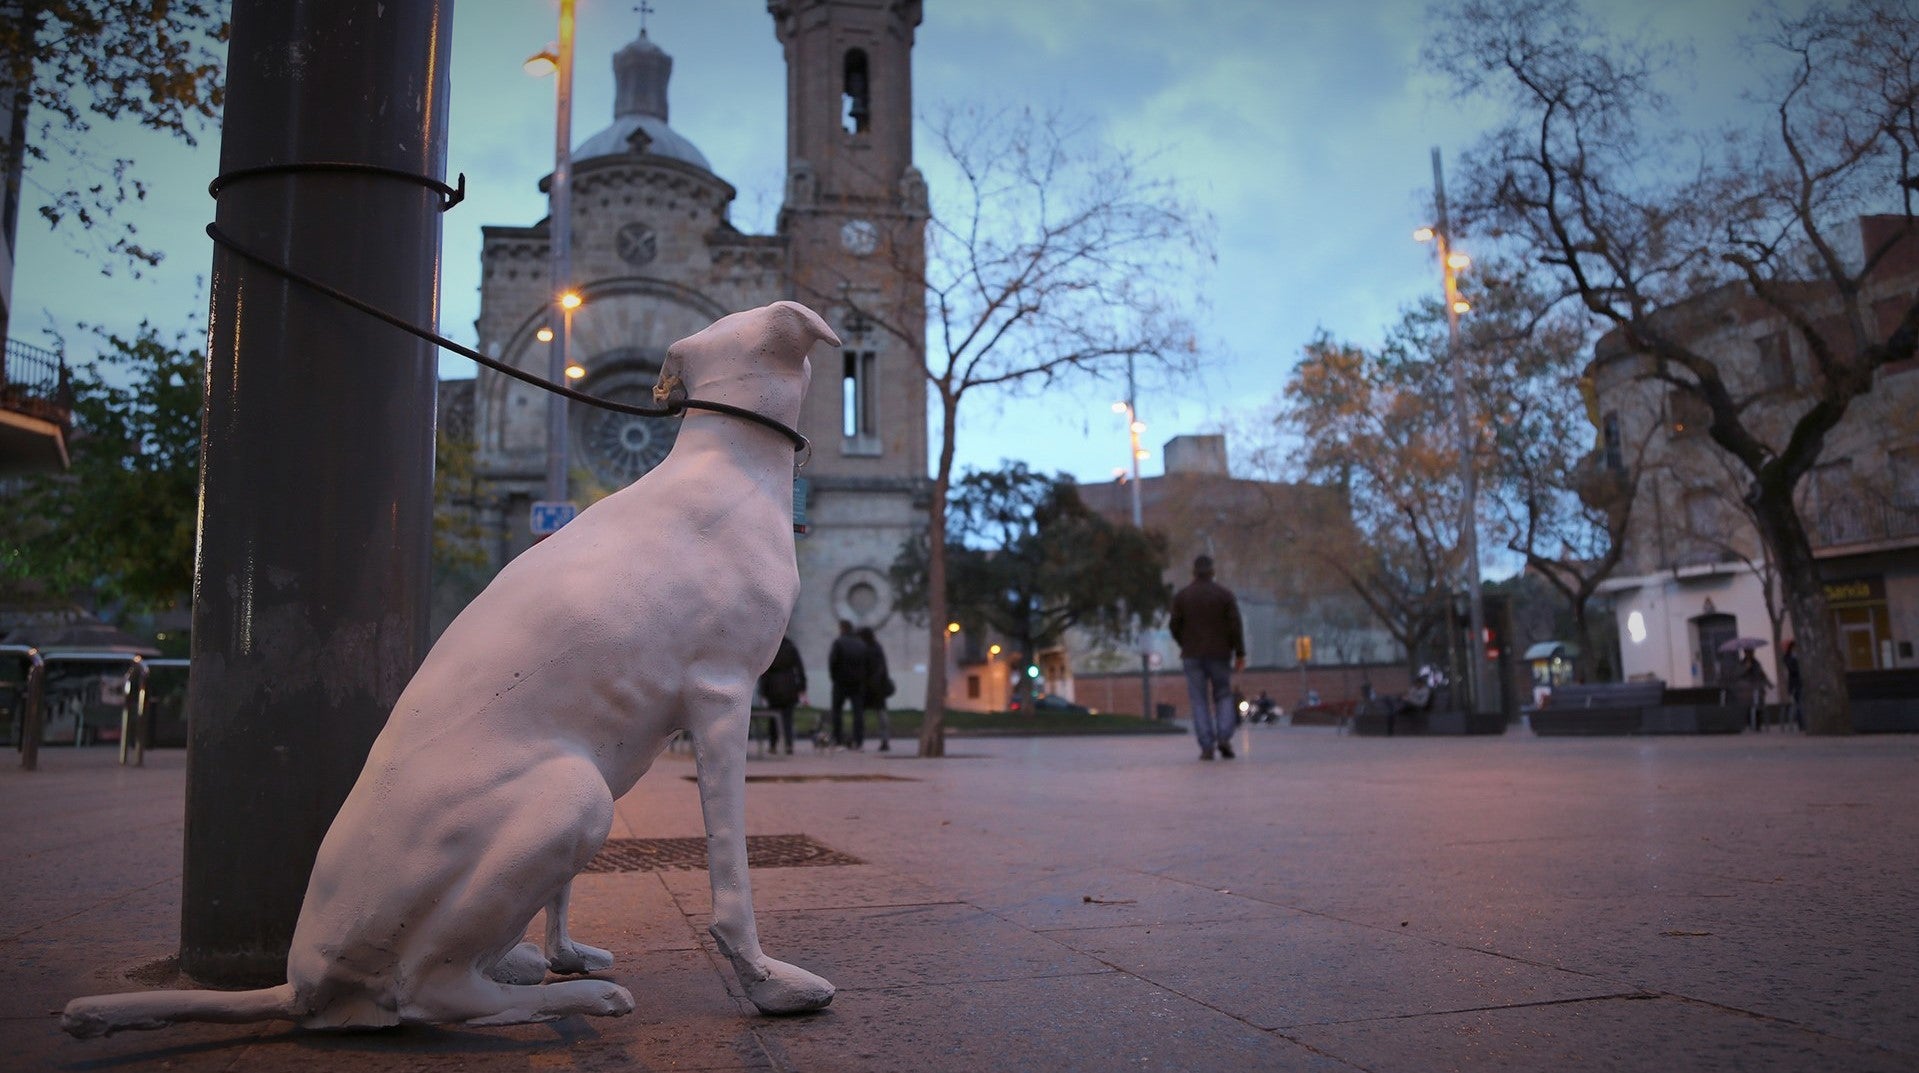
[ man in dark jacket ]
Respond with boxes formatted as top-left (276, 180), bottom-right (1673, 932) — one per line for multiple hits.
top-left (1169, 555), bottom-right (1245, 760)
top-left (758, 636), bottom-right (806, 755)
top-left (826, 619), bottom-right (870, 750)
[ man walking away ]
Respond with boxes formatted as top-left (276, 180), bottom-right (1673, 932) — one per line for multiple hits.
top-left (827, 619), bottom-right (871, 750)
top-left (1170, 555), bottom-right (1246, 760)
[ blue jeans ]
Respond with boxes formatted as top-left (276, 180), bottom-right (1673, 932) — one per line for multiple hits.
top-left (1182, 658), bottom-right (1235, 752)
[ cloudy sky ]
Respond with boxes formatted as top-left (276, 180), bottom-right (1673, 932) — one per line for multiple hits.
top-left (12, 0), bottom-right (1789, 486)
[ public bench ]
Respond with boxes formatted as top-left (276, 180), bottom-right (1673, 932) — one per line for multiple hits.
top-left (1528, 680), bottom-right (1743, 736)
top-left (1846, 669), bottom-right (1919, 732)
top-left (1349, 684), bottom-right (1507, 736)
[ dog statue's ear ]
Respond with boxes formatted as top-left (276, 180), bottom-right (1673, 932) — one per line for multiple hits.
top-left (771, 301), bottom-right (842, 351)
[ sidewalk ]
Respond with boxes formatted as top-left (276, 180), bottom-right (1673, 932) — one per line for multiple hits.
top-left (3, 727), bottom-right (1915, 1071)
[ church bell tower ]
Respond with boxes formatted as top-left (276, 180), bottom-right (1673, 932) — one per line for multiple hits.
top-left (769, 0), bottom-right (930, 694)
top-left (770, 0), bottom-right (926, 473)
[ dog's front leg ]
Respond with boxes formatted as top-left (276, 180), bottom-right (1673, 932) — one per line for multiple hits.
top-left (690, 703), bottom-right (834, 1015)
top-left (544, 879), bottom-right (614, 975)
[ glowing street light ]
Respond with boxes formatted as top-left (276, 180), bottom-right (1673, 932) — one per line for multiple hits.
top-left (536, 326), bottom-right (554, 343)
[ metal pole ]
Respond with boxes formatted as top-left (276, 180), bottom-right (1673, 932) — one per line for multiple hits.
top-left (1431, 147), bottom-right (1489, 716)
top-left (1125, 355), bottom-right (1153, 720)
top-left (2, 645), bottom-right (45, 770)
top-left (183, 0), bottom-right (451, 986)
top-left (545, 0), bottom-right (576, 504)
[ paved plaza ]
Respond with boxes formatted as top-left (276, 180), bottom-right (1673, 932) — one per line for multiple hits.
top-left (2, 726), bottom-right (1915, 1071)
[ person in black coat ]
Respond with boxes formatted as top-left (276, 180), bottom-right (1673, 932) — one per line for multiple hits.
top-left (757, 636), bottom-right (806, 755)
top-left (857, 626), bottom-right (894, 751)
top-left (826, 619), bottom-right (870, 749)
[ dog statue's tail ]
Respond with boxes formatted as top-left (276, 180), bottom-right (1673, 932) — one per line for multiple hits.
top-left (62, 983), bottom-right (301, 1038)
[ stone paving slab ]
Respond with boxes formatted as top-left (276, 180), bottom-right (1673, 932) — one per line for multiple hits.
top-left (3, 731), bottom-right (1916, 1072)
top-left (1286, 993), bottom-right (1915, 1073)
top-left (1046, 910), bottom-right (1636, 1031)
top-left (750, 972), bottom-right (1347, 1073)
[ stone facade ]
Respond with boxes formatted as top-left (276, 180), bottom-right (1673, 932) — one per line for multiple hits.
top-left (462, 1), bottom-right (931, 700)
top-left (1592, 216), bottom-right (1919, 684)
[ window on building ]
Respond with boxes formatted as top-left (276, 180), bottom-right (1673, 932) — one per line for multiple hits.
top-left (1682, 488), bottom-right (1726, 560)
top-left (1890, 446), bottom-right (1919, 537)
top-left (1667, 388), bottom-right (1709, 438)
top-left (842, 348), bottom-right (880, 454)
top-left (1601, 411), bottom-right (1625, 473)
top-left (966, 674), bottom-right (981, 700)
top-left (1805, 460), bottom-right (1871, 546)
top-left (842, 50), bottom-right (870, 134)
top-left (1755, 331), bottom-right (1794, 391)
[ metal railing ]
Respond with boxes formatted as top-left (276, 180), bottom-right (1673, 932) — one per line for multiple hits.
top-left (0, 648), bottom-right (190, 770)
top-left (1807, 500), bottom-right (1919, 550)
top-left (1, 337), bottom-right (73, 426)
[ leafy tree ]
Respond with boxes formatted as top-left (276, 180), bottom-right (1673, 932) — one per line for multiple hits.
top-left (893, 463), bottom-right (1170, 708)
top-left (806, 106), bottom-right (1211, 754)
top-left (1279, 326), bottom-right (1468, 676)
top-left (1429, 0), bottom-right (1919, 732)
top-left (1, 325), bottom-right (201, 609)
top-left (1, 0), bottom-right (227, 273)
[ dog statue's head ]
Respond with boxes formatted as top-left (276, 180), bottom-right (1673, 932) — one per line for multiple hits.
top-left (654, 301), bottom-right (839, 416)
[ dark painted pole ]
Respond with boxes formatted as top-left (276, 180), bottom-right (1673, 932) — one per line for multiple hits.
top-left (182, 0), bottom-right (452, 986)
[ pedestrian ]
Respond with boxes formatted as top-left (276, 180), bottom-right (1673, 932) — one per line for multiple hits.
top-left (826, 619), bottom-right (870, 750)
top-left (757, 635), bottom-right (806, 755)
top-left (1169, 555), bottom-right (1246, 760)
top-left (857, 626), bottom-right (895, 751)
top-left (1737, 648), bottom-right (1772, 731)
top-left (1782, 639), bottom-right (1804, 731)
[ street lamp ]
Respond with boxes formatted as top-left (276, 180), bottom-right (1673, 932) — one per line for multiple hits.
top-left (1114, 355), bottom-right (1154, 722)
top-left (1416, 146), bottom-right (1489, 717)
top-left (528, 0), bottom-right (576, 506)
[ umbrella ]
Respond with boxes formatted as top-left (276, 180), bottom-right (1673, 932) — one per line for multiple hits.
top-left (1717, 637), bottom-right (1768, 655)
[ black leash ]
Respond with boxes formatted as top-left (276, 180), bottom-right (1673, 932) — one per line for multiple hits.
top-left (204, 163), bottom-right (810, 457)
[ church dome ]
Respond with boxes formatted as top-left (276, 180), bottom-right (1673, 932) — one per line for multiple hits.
top-left (574, 30), bottom-right (711, 171)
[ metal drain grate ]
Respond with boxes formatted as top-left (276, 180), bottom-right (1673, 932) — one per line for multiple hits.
top-left (680, 773), bottom-right (917, 784)
top-left (583, 834), bottom-right (863, 874)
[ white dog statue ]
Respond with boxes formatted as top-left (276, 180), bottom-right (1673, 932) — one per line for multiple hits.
top-left (64, 300), bottom-right (840, 1037)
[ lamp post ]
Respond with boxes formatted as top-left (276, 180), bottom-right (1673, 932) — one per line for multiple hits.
top-left (1112, 353), bottom-right (1154, 721)
top-left (527, 0), bottom-right (576, 505)
top-left (1416, 146), bottom-right (1489, 717)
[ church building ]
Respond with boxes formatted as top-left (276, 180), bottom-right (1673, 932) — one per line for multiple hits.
top-left (463, 0), bottom-right (932, 701)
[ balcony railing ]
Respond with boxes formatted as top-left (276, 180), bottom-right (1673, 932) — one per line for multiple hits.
top-left (1, 337), bottom-right (72, 426)
top-left (1808, 499), bottom-right (1919, 551)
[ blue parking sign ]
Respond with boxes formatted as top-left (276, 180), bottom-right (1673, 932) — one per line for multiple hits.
top-left (530, 501), bottom-right (577, 536)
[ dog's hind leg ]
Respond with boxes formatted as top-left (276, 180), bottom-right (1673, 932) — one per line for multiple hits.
top-left (689, 704), bottom-right (834, 1014)
top-left (543, 879), bottom-right (613, 975)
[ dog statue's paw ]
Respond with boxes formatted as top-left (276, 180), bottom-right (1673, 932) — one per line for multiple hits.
top-left (547, 940), bottom-right (614, 976)
top-left (709, 925), bottom-right (834, 1015)
top-left (742, 957), bottom-right (835, 1015)
top-left (489, 941), bottom-right (550, 985)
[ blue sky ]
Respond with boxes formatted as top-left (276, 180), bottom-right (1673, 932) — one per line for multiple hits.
top-left (11, 0), bottom-right (1789, 487)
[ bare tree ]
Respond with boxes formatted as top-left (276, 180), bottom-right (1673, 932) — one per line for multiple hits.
top-left (1429, 0), bottom-right (1919, 733)
top-left (1470, 267), bottom-right (1645, 681)
top-left (806, 106), bottom-right (1212, 756)
top-left (1, 0), bottom-right (226, 274)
